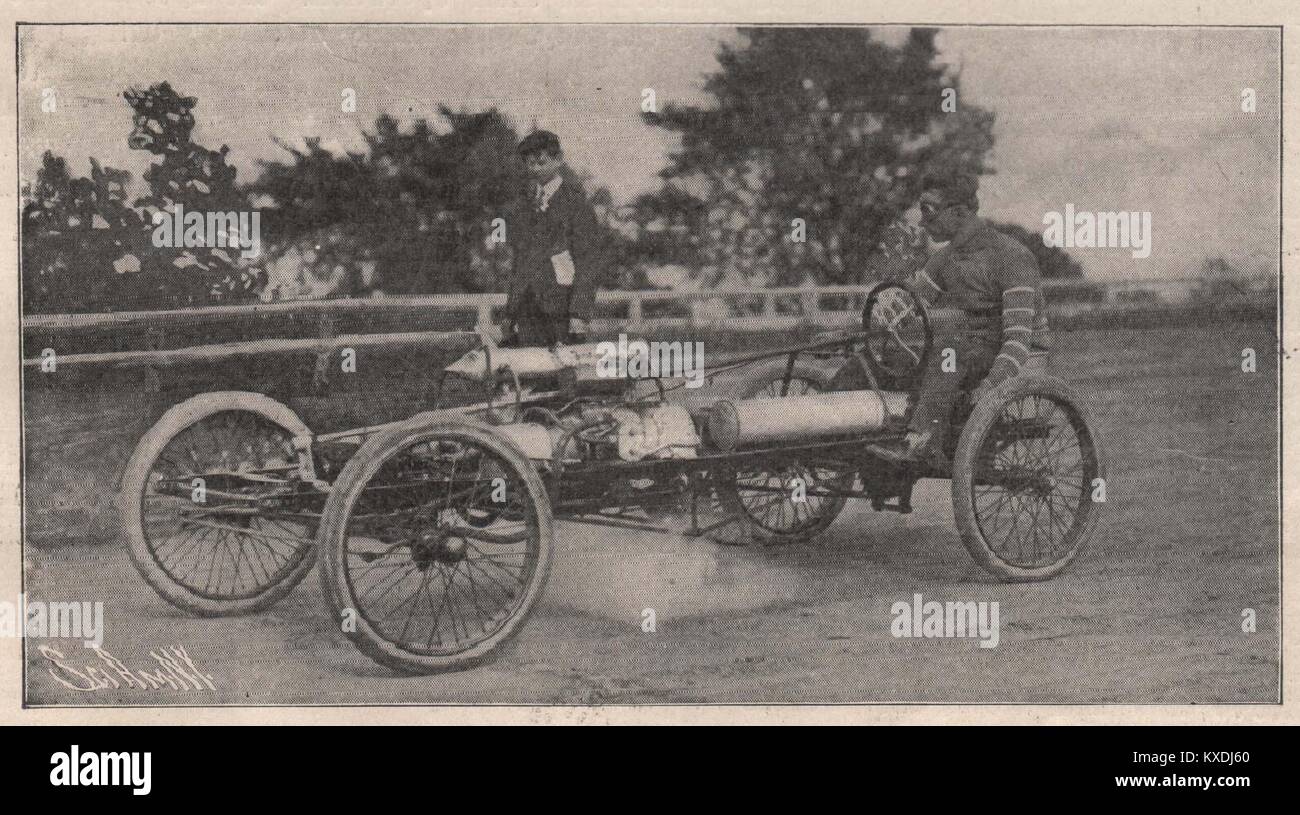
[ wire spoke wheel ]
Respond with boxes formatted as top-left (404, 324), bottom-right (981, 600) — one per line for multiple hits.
top-left (121, 393), bottom-right (318, 616)
top-left (143, 413), bottom-right (309, 599)
top-left (319, 420), bottom-right (552, 674)
top-left (952, 375), bottom-right (1103, 581)
top-left (714, 360), bottom-right (853, 544)
top-left (725, 458), bottom-right (855, 541)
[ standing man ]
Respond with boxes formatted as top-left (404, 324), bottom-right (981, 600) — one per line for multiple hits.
top-left (868, 172), bottom-right (1050, 464)
top-left (499, 130), bottom-right (605, 347)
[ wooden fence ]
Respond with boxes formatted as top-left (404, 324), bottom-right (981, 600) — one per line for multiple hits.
top-left (21, 276), bottom-right (1277, 372)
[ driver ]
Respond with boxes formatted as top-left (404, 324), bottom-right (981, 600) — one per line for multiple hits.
top-left (866, 172), bottom-right (1049, 464)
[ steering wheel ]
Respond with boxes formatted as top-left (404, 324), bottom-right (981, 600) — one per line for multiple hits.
top-left (860, 281), bottom-right (932, 389)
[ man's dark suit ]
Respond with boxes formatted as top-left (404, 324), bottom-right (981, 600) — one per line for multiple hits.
top-left (504, 171), bottom-right (604, 346)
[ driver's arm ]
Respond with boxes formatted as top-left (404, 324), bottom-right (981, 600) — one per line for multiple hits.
top-left (983, 250), bottom-right (1041, 389)
top-left (907, 257), bottom-right (946, 308)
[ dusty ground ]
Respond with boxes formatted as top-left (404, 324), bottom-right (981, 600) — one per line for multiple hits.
top-left (22, 321), bottom-right (1280, 704)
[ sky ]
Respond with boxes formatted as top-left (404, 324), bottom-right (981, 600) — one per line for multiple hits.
top-left (18, 24), bottom-right (1281, 282)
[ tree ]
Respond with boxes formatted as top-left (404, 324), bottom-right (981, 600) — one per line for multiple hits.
top-left (21, 82), bottom-right (264, 313)
top-left (251, 110), bottom-right (522, 298)
top-left (1193, 256), bottom-right (1250, 302)
top-left (124, 81), bottom-right (261, 307)
top-left (631, 27), bottom-right (997, 288)
top-left (21, 152), bottom-right (148, 313)
top-left (251, 109), bottom-right (629, 299)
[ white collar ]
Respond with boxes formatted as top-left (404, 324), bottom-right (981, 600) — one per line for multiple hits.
top-left (536, 175), bottom-right (563, 210)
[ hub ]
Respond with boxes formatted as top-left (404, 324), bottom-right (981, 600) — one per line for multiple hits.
top-left (410, 528), bottom-right (469, 570)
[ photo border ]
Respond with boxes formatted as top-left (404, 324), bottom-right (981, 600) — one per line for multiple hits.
top-left (1, 0), bottom-right (1293, 725)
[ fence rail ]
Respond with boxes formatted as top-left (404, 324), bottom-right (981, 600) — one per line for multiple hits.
top-left (22, 276), bottom-right (1277, 370)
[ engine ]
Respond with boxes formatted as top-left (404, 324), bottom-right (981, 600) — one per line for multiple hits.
top-left (607, 404), bottom-right (699, 461)
top-left (493, 402), bottom-right (700, 463)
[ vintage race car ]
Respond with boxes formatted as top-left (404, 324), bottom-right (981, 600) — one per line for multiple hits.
top-left (119, 284), bottom-right (1104, 674)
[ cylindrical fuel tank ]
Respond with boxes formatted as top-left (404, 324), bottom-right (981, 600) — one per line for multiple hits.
top-left (706, 390), bottom-right (910, 451)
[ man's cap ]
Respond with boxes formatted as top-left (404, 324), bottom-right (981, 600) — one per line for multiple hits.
top-left (517, 130), bottom-right (562, 157)
top-left (921, 172), bottom-right (980, 207)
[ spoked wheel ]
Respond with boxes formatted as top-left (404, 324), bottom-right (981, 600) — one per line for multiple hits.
top-left (318, 419), bottom-right (553, 674)
top-left (119, 392), bottom-right (319, 616)
top-left (713, 360), bottom-right (855, 544)
top-left (952, 375), bottom-right (1104, 581)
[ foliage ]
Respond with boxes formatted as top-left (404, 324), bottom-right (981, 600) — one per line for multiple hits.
top-left (21, 153), bottom-right (148, 313)
top-left (627, 27), bottom-right (997, 288)
top-left (21, 81), bottom-right (258, 313)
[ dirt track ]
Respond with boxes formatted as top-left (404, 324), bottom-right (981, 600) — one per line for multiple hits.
top-left (23, 322), bottom-right (1280, 704)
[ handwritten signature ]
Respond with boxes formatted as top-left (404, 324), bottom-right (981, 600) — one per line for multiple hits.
top-left (37, 644), bottom-right (215, 693)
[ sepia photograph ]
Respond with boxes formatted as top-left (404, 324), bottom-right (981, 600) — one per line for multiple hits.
top-left (14, 19), bottom-right (1281, 707)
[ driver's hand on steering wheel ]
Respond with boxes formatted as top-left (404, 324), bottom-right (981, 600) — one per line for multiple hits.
top-left (876, 292), bottom-right (912, 328)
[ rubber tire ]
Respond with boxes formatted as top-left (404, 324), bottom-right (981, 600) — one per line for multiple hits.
top-left (714, 359), bottom-right (851, 544)
top-left (317, 418), bottom-right (554, 674)
top-left (119, 391), bottom-right (318, 616)
top-left (951, 374), bottom-right (1105, 582)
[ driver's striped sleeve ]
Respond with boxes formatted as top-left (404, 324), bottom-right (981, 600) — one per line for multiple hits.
top-left (986, 285), bottom-right (1038, 386)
